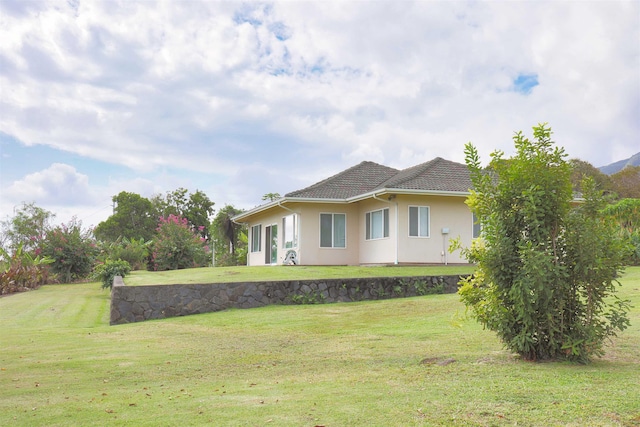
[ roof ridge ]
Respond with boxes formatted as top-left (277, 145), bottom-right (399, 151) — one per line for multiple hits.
top-left (285, 161), bottom-right (398, 198)
top-left (380, 157), bottom-right (443, 188)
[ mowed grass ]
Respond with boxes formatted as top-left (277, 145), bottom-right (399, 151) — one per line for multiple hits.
top-left (0, 268), bottom-right (638, 426)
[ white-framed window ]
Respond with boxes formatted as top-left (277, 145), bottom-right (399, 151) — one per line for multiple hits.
top-left (282, 214), bottom-right (298, 249)
top-left (250, 224), bottom-right (262, 253)
top-left (472, 212), bottom-right (482, 238)
top-left (365, 208), bottom-right (389, 240)
top-left (320, 213), bottom-right (346, 248)
top-left (409, 206), bottom-right (430, 237)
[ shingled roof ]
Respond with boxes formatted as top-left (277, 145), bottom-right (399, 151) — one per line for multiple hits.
top-left (285, 161), bottom-right (400, 199)
top-left (285, 157), bottom-right (472, 199)
top-left (379, 157), bottom-right (473, 192)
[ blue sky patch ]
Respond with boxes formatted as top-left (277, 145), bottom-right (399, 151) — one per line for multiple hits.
top-left (512, 73), bottom-right (539, 95)
top-left (269, 22), bottom-right (291, 41)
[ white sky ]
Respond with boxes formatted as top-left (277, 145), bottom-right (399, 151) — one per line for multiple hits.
top-left (1, 0), bottom-right (638, 227)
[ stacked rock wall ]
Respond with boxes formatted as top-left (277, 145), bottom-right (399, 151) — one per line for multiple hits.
top-left (110, 275), bottom-right (465, 325)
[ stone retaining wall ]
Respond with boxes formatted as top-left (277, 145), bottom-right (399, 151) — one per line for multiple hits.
top-left (110, 275), bottom-right (465, 325)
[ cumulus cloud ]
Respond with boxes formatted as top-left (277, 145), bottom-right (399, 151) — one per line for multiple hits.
top-left (4, 163), bottom-right (96, 207)
top-left (0, 0), bottom-right (638, 221)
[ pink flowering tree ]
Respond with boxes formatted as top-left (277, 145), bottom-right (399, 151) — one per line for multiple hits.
top-left (150, 215), bottom-right (210, 271)
top-left (40, 217), bottom-right (99, 283)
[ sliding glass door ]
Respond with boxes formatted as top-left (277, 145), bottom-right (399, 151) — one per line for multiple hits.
top-left (265, 224), bottom-right (278, 264)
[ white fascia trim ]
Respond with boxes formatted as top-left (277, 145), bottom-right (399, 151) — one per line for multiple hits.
top-left (346, 188), bottom-right (470, 202)
top-left (231, 200), bottom-right (281, 222)
top-left (232, 190), bottom-right (470, 222)
top-left (231, 197), bottom-right (348, 222)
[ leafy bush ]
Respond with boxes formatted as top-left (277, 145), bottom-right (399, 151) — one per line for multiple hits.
top-left (40, 218), bottom-right (99, 283)
top-left (92, 259), bottom-right (131, 289)
top-left (456, 124), bottom-right (631, 363)
top-left (100, 237), bottom-right (150, 270)
top-left (0, 244), bottom-right (54, 295)
top-left (602, 198), bottom-right (640, 265)
top-left (150, 215), bottom-right (210, 271)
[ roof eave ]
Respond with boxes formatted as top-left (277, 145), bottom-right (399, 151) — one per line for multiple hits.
top-left (347, 188), bottom-right (471, 202)
top-left (231, 200), bottom-right (281, 223)
top-left (232, 189), bottom-right (472, 222)
top-left (231, 197), bottom-right (349, 222)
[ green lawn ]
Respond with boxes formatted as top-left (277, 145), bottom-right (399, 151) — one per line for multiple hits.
top-left (1, 267), bottom-right (639, 426)
top-left (124, 264), bottom-right (476, 286)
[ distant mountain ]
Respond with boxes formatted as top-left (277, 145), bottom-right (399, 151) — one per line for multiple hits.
top-left (599, 152), bottom-right (640, 175)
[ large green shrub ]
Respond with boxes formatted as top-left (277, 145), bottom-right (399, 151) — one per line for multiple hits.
top-left (456, 124), bottom-right (631, 363)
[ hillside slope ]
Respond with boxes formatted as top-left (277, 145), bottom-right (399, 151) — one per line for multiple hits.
top-left (599, 152), bottom-right (640, 175)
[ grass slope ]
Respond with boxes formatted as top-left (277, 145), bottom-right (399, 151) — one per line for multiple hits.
top-left (1, 268), bottom-right (639, 426)
top-left (124, 265), bottom-right (476, 286)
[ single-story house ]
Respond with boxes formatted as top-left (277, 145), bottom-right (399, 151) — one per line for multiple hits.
top-left (232, 157), bottom-right (479, 266)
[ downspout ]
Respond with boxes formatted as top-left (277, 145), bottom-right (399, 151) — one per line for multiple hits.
top-left (372, 193), bottom-right (399, 265)
top-left (277, 200), bottom-right (296, 213)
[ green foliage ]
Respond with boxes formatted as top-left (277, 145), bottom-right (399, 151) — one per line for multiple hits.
top-left (151, 188), bottom-right (215, 240)
top-left (99, 236), bottom-right (151, 270)
top-left (610, 165), bottom-right (640, 198)
top-left (396, 278), bottom-right (445, 296)
top-left (0, 202), bottom-right (54, 254)
top-left (92, 259), bottom-right (131, 289)
top-left (150, 215), bottom-right (210, 271)
top-left (602, 198), bottom-right (640, 265)
top-left (603, 198), bottom-right (640, 230)
top-left (290, 290), bottom-right (326, 304)
top-left (414, 278), bottom-right (445, 295)
top-left (210, 205), bottom-right (247, 266)
top-left (262, 192), bottom-right (281, 202)
top-left (94, 192), bottom-right (156, 242)
top-left (0, 244), bottom-right (54, 295)
top-left (40, 218), bottom-right (99, 283)
top-left (457, 123), bottom-right (631, 363)
top-left (569, 158), bottom-right (612, 195)
top-left (184, 189), bottom-right (215, 240)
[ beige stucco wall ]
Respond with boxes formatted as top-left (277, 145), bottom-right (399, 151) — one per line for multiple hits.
top-left (244, 202), bottom-right (361, 266)
top-left (395, 195), bottom-right (473, 264)
top-left (354, 195), bottom-right (473, 264)
top-left (296, 203), bottom-right (361, 265)
top-left (241, 194), bottom-right (474, 266)
top-left (357, 198), bottom-right (398, 264)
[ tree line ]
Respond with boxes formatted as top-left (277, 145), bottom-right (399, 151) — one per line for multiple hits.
top-left (0, 188), bottom-right (248, 294)
top-left (569, 158), bottom-right (640, 199)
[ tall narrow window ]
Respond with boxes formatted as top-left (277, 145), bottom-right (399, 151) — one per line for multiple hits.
top-left (365, 208), bottom-right (389, 240)
top-left (283, 214), bottom-right (298, 248)
top-left (409, 206), bottom-right (430, 237)
top-left (472, 213), bottom-right (482, 238)
top-left (250, 224), bottom-right (262, 252)
top-left (320, 213), bottom-right (346, 248)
